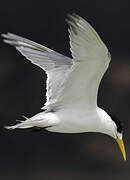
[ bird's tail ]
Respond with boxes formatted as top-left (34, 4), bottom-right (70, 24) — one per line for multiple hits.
top-left (4, 113), bottom-right (49, 130)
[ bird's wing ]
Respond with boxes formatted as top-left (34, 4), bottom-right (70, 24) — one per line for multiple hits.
top-left (2, 14), bottom-right (111, 111)
top-left (2, 33), bottom-right (73, 111)
top-left (54, 14), bottom-right (111, 109)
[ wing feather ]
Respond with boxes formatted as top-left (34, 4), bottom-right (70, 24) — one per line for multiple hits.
top-left (2, 33), bottom-right (73, 110)
top-left (2, 14), bottom-right (111, 112)
top-left (66, 14), bottom-right (109, 61)
top-left (55, 14), bottom-right (111, 108)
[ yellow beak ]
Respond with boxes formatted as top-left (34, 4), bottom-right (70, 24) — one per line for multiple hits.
top-left (116, 136), bottom-right (126, 161)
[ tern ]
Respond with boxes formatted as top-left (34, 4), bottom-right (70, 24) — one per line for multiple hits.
top-left (2, 14), bottom-right (126, 160)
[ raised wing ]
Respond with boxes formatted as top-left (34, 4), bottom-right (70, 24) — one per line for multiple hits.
top-left (2, 14), bottom-right (111, 112)
top-left (2, 33), bottom-right (73, 111)
top-left (54, 14), bottom-right (111, 108)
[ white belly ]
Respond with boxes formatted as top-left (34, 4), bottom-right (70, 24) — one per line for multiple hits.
top-left (46, 107), bottom-right (100, 133)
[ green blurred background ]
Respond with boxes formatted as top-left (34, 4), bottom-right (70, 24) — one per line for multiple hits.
top-left (0, 0), bottom-right (130, 179)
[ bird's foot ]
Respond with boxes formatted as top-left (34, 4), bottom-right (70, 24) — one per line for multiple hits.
top-left (32, 127), bottom-right (43, 132)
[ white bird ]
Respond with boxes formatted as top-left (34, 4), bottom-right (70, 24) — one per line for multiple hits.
top-left (2, 14), bottom-right (126, 160)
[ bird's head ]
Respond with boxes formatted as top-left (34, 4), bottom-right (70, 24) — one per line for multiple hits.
top-left (110, 114), bottom-right (126, 161)
top-left (98, 109), bottom-right (126, 160)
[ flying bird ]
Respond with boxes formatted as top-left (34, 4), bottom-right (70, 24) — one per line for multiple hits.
top-left (2, 14), bottom-right (126, 160)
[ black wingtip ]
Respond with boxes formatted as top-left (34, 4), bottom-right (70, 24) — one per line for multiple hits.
top-left (65, 13), bottom-right (73, 24)
top-left (65, 13), bottom-right (79, 35)
top-left (66, 13), bottom-right (76, 23)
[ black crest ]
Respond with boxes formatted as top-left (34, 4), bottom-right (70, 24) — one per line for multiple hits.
top-left (109, 114), bottom-right (123, 133)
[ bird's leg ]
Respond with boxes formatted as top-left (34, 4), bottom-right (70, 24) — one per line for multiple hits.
top-left (32, 127), bottom-right (43, 131)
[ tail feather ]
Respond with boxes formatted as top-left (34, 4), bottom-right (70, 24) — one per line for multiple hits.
top-left (4, 112), bottom-right (57, 130)
top-left (5, 117), bottom-right (49, 130)
top-left (5, 124), bottom-right (33, 130)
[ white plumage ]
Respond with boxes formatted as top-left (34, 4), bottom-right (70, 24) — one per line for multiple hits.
top-left (2, 14), bottom-right (126, 160)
